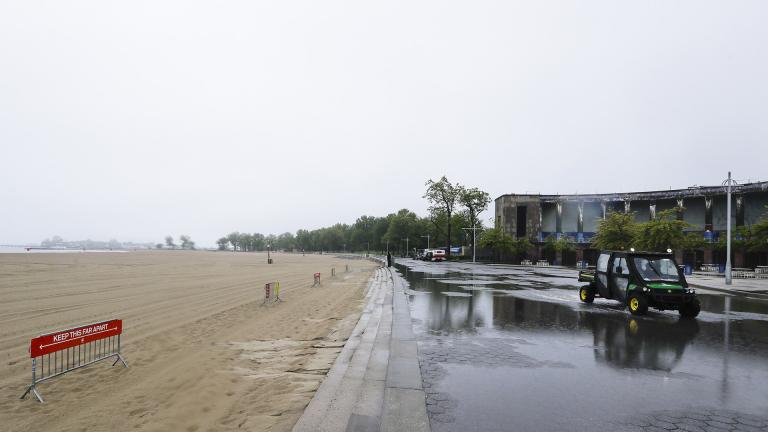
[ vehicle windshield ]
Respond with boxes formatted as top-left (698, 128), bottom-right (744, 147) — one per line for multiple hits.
top-left (633, 257), bottom-right (680, 282)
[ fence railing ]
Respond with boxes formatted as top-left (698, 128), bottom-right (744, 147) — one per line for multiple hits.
top-left (21, 319), bottom-right (128, 403)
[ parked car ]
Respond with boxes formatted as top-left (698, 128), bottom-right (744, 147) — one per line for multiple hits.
top-left (577, 250), bottom-right (700, 318)
top-left (430, 249), bottom-right (446, 262)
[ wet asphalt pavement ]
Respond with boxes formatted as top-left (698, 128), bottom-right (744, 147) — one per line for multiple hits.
top-left (395, 259), bottom-right (768, 432)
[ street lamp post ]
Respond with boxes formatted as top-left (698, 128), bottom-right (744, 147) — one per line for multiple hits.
top-left (400, 237), bottom-right (409, 257)
top-left (421, 234), bottom-right (430, 250)
top-left (267, 244), bottom-right (271, 264)
top-left (462, 224), bottom-right (481, 263)
top-left (723, 172), bottom-right (738, 285)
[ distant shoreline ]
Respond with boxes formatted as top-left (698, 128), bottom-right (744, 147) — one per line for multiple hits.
top-left (0, 246), bottom-right (129, 254)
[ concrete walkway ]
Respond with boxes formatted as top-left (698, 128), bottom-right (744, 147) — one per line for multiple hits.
top-left (292, 266), bottom-right (430, 432)
top-left (688, 273), bottom-right (768, 296)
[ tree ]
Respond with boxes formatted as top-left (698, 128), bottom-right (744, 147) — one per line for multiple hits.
top-left (424, 176), bottom-right (462, 257)
top-left (277, 232), bottom-right (295, 251)
top-left (459, 187), bottom-right (491, 229)
top-left (384, 209), bottom-right (420, 254)
top-left (226, 232), bottom-right (240, 251)
top-left (634, 209), bottom-right (690, 252)
top-left (479, 227), bottom-right (514, 261)
top-left (155, 243), bottom-right (163, 249)
top-left (179, 235), bottom-right (195, 250)
top-left (543, 234), bottom-right (573, 263)
top-left (750, 217), bottom-right (768, 252)
top-left (165, 235), bottom-right (176, 249)
top-left (510, 237), bottom-right (533, 258)
top-left (216, 237), bottom-right (229, 251)
top-left (592, 211), bottom-right (637, 250)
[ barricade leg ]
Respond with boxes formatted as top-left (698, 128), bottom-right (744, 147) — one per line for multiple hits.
top-left (21, 358), bottom-right (44, 403)
top-left (21, 385), bottom-right (44, 403)
top-left (112, 353), bottom-right (129, 368)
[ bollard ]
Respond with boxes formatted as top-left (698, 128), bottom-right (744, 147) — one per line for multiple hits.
top-left (331, 267), bottom-right (336, 277)
top-left (345, 264), bottom-right (349, 272)
top-left (263, 283), bottom-right (271, 305)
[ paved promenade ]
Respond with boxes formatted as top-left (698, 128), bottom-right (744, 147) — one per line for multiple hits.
top-left (292, 266), bottom-right (430, 432)
top-left (688, 273), bottom-right (768, 295)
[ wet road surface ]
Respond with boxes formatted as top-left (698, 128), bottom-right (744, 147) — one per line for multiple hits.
top-left (396, 260), bottom-right (768, 432)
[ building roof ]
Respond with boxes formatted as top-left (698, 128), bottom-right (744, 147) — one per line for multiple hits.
top-left (496, 181), bottom-right (768, 203)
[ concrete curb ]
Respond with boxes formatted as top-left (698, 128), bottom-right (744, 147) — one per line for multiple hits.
top-left (291, 266), bottom-right (430, 432)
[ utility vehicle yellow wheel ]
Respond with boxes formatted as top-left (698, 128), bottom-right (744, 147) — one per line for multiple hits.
top-left (579, 285), bottom-right (595, 303)
top-left (627, 293), bottom-right (648, 315)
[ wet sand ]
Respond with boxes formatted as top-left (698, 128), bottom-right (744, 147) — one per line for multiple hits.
top-left (0, 251), bottom-right (377, 431)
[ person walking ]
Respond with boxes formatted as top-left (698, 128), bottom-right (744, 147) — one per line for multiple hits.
top-left (387, 251), bottom-right (392, 267)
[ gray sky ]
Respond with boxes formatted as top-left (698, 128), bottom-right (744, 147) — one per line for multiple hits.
top-left (2, 1), bottom-right (767, 247)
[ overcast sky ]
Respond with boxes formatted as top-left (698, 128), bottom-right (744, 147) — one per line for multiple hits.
top-left (1, 1), bottom-right (767, 246)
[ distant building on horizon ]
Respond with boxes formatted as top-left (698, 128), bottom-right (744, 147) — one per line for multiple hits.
top-left (494, 181), bottom-right (768, 268)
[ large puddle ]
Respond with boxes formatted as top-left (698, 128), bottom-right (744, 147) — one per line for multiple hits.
top-left (397, 259), bottom-right (768, 432)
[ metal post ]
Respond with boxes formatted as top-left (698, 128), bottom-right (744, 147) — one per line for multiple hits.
top-left (725, 172), bottom-right (733, 285)
top-left (421, 234), bottom-right (430, 250)
top-left (462, 225), bottom-right (480, 263)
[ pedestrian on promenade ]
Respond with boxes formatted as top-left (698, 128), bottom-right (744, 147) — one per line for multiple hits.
top-left (387, 252), bottom-right (392, 267)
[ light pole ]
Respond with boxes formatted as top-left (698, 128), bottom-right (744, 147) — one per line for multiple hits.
top-left (400, 237), bottom-right (409, 257)
top-left (267, 244), bottom-right (271, 264)
top-left (462, 224), bottom-right (481, 263)
top-left (722, 172), bottom-right (738, 285)
top-left (421, 234), bottom-right (430, 250)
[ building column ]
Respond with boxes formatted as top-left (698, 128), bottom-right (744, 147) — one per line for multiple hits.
top-left (676, 197), bottom-right (684, 221)
top-left (601, 201), bottom-right (607, 219)
top-left (624, 199), bottom-right (631, 214)
top-left (649, 201), bottom-right (656, 220)
top-left (556, 201), bottom-right (562, 239)
top-left (735, 251), bottom-right (745, 268)
top-left (703, 248), bottom-right (714, 265)
top-left (735, 195), bottom-right (745, 227)
top-left (577, 201), bottom-right (584, 243)
top-left (538, 207), bottom-right (543, 242)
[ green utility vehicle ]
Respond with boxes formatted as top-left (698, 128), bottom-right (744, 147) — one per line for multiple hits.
top-left (577, 251), bottom-right (700, 318)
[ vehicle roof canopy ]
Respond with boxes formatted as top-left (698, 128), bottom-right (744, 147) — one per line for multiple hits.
top-left (601, 251), bottom-right (674, 258)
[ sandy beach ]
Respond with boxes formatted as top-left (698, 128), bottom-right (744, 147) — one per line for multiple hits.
top-left (0, 251), bottom-right (377, 432)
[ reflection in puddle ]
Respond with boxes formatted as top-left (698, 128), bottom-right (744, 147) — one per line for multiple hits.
top-left (396, 261), bottom-right (768, 432)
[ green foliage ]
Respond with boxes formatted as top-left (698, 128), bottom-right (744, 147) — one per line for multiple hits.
top-left (276, 232), bottom-right (295, 251)
top-left (459, 187), bottom-right (491, 228)
top-left (592, 211), bottom-right (637, 251)
top-left (216, 177), bottom-right (490, 255)
top-left (424, 176), bottom-right (462, 256)
top-left (179, 235), bottom-right (195, 250)
top-left (681, 232), bottom-right (707, 251)
top-left (543, 234), bottom-right (573, 253)
top-left (479, 227), bottom-right (514, 257)
top-left (510, 237), bottom-right (533, 255)
top-left (751, 218), bottom-right (768, 252)
top-left (634, 209), bottom-right (690, 252)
